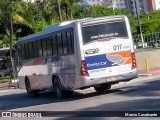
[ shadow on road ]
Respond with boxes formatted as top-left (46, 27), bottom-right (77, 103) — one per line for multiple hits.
top-left (0, 88), bottom-right (122, 110)
top-left (0, 77), bottom-right (160, 120)
top-left (114, 77), bottom-right (160, 97)
top-left (53, 78), bottom-right (160, 120)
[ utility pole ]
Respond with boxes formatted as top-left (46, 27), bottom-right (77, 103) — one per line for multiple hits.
top-left (112, 0), bottom-right (115, 15)
top-left (57, 0), bottom-right (62, 22)
top-left (134, 0), bottom-right (145, 48)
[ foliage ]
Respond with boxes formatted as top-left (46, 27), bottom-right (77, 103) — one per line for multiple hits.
top-left (1, 0), bottom-right (160, 48)
top-left (140, 10), bottom-right (160, 34)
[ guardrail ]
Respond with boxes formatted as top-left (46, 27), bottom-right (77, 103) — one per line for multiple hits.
top-left (133, 32), bottom-right (160, 49)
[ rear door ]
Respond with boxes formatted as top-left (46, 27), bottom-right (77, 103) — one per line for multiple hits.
top-left (81, 18), bottom-right (132, 77)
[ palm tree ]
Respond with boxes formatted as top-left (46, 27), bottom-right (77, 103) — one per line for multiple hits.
top-left (35, 0), bottom-right (59, 24)
top-left (0, 0), bottom-right (33, 79)
top-left (61, 0), bottom-right (84, 20)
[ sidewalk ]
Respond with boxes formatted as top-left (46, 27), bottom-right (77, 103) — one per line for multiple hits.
top-left (0, 82), bottom-right (18, 90)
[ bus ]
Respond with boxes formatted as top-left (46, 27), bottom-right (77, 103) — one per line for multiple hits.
top-left (15, 15), bottom-right (138, 99)
top-left (0, 48), bottom-right (11, 77)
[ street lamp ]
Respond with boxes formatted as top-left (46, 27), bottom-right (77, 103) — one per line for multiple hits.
top-left (134, 0), bottom-right (145, 48)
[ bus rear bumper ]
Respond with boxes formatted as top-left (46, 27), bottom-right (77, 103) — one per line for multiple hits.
top-left (74, 69), bottom-right (138, 90)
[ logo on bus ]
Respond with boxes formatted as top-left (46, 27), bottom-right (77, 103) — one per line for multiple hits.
top-left (85, 48), bottom-right (99, 55)
top-left (87, 61), bottom-right (108, 67)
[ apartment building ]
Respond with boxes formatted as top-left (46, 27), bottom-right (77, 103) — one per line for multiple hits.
top-left (101, 0), bottom-right (151, 16)
top-left (86, 0), bottom-right (103, 6)
top-left (125, 0), bottom-right (148, 16)
top-left (153, 0), bottom-right (160, 10)
top-left (114, 0), bottom-right (126, 9)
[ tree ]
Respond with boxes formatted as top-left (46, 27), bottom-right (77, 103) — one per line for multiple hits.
top-left (61, 0), bottom-right (84, 20)
top-left (35, 0), bottom-right (59, 25)
top-left (0, 0), bottom-right (33, 79)
top-left (139, 10), bottom-right (160, 34)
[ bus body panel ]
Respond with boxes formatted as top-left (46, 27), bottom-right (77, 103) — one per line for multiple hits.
top-left (83, 39), bottom-right (133, 77)
top-left (18, 55), bottom-right (76, 90)
top-left (74, 69), bottom-right (137, 89)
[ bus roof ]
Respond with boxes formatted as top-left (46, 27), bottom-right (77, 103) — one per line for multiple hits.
top-left (17, 15), bottom-right (126, 44)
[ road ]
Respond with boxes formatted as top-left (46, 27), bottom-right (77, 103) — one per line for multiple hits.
top-left (0, 75), bottom-right (160, 120)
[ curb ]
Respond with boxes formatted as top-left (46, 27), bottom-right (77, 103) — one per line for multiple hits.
top-left (138, 73), bottom-right (152, 77)
top-left (112, 74), bottom-right (160, 88)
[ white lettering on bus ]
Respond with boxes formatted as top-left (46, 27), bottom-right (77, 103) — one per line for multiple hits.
top-left (87, 61), bottom-right (108, 67)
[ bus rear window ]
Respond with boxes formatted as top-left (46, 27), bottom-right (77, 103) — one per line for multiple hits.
top-left (81, 20), bottom-right (128, 44)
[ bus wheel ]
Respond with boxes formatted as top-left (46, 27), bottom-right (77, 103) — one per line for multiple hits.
top-left (94, 84), bottom-right (111, 93)
top-left (53, 78), bottom-right (64, 99)
top-left (25, 79), bottom-right (38, 97)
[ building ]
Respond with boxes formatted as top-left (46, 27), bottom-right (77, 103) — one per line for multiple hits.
top-left (125, 0), bottom-right (149, 16)
top-left (86, 0), bottom-right (103, 6)
top-left (152, 0), bottom-right (160, 10)
top-left (114, 0), bottom-right (126, 9)
top-left (23, 0), bottom-right (36, 2)
top-left (147, 0), bottom-right (155, 11)
top-left (102, 0), bottom-right (151, 16)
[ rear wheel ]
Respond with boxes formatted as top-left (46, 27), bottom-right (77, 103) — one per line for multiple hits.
top-left (94, 84), bottom-right (111, 93)
top-left (53, 77), bottom-right (64, 99)
top-left (53, 77), bottom-right (74, 99)
top-left (25, 79), bottom-right (38, 97)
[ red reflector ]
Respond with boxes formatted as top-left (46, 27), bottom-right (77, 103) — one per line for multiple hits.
top-left (131, 53), bottom-right (137, 69)
top-left (81, 60), bottom-right (89, 76)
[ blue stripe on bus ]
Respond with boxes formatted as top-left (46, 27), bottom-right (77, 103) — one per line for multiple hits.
top-left (85, 54), bottom-right (115, 70)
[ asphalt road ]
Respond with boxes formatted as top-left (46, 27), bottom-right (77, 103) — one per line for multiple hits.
top-left (1, 75), bottom-right (160, 120)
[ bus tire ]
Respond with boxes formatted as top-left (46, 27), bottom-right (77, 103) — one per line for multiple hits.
top-left (94, 84), bottom-right (111, 93)
top-left (53, 77), bottom-right (64, 99)
top-left (25, 78), bottom-right (38, 97)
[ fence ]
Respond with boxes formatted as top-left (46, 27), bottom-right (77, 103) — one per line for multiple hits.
top-left (133, 32), bottom-right (160, 49)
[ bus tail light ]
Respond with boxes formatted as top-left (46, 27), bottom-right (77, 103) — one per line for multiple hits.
top-left (81, 60), bottom-right (89, 76)
top-left (131, 53), bottom-right (137, 69)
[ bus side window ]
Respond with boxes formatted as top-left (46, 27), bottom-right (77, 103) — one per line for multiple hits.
top-left (57, 33), bottom-right (63, 55)
top-left (46, 37), bottom-right (52, 56)
top-left (37, 40), bottom-right (43, 57)
top-left (21, 44), bottom-right (25, 60)
top-left (70, 30), bottom-right (74, 52)
top-left (52, 35), bottom-right (58, 55)
top-left (24, 43), bottom-right (28, 59)
top-left (62, 32), bottom-right (68, 54)
top-left (42, 39), bottom-right (47, 57)
top-left (33, 40), bottom-right (38, 58)
top-left (28, 42), bottom-right (34, 59)
top-left (25, 43), bottom-right (31, 59)
top-left (67, 30), bottom-right (74, 54)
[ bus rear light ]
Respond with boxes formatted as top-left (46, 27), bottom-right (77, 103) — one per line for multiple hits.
top-left (81, 60), bottom-right (89, 76)
top-left (131, 53), bottom-right (137, 69)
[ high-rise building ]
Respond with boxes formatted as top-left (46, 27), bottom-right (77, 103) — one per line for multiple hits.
top-left (103, 0), bottom-right (126, 9)
top-left (125, 0), bottom-right (148, 16)
top-left (23, 0), bottom-right (36, 2)
top-left (152, 0), bottom-right (160, 10)
top-left (101, 0), bottom-right (152, 16)
top-left (86, 0), bottom-right (103, 6)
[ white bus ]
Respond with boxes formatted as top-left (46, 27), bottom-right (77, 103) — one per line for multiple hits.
top-left (15, 15), bottom-right (138, 98)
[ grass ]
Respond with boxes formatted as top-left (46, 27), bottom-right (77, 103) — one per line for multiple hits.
top-left (0, 76), bottom-right (11, 83)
